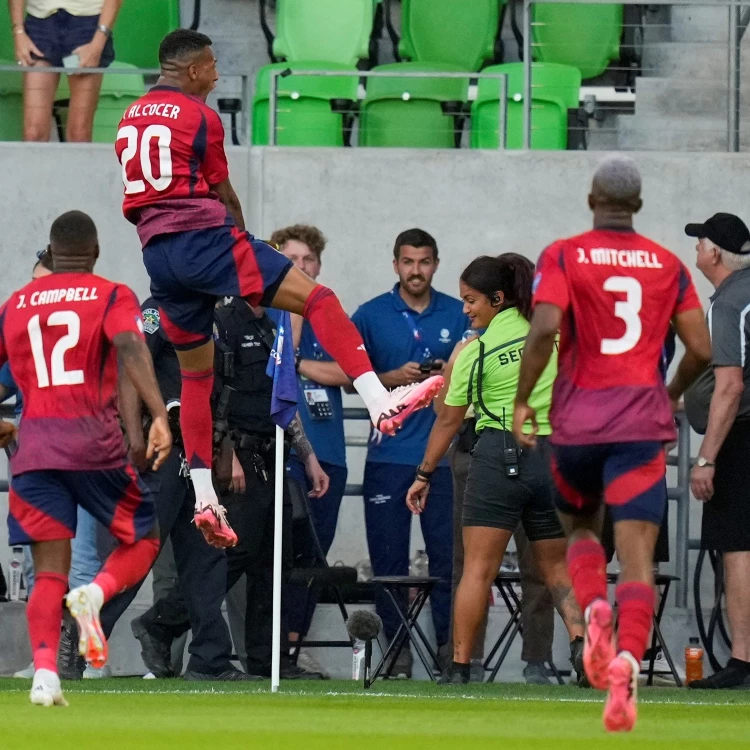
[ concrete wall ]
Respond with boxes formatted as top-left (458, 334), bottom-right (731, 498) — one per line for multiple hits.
top-left (0, 143), bottom-right (742, 606)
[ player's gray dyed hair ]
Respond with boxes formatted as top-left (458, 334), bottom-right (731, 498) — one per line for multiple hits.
top-left (591, 155), bottom-right (642, 203)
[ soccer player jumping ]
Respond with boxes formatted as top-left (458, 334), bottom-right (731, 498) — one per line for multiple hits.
top-left (513, 157), bottom-right (711, 732)
top-left (0, 212), bottom-right (172, 707)
top-left (115, 30), bottom-right (442, 548)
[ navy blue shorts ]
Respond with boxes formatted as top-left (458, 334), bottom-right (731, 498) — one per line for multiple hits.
top-left (550, 441), bottom-right (667, 525)
top-left (8, 465), bottom-right (155, 546)
top-left (143, 222), bottom-right (292, 350)
top-left (25, 10), bottom-right (115, 68)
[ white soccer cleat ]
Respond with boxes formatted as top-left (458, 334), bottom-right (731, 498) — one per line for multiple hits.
top-left (30, 669), bottom-right (68, 707)
top-left (66, 583), bottom-right (108, 669)
top-left (371, 376), bottom-right (444, 436)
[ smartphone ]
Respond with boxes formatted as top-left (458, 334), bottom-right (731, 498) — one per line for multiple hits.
top-left (419, 360), bottom-right (439, 374)
top-left (62, 54), bottom-right (80, 69)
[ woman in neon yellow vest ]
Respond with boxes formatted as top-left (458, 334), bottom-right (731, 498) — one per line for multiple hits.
top-left (406, 254), bottom-right (584, 685)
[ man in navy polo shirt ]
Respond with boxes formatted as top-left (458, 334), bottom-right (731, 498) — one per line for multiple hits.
top-left (352, 228), bottom-right (469, 677)
top-left (269, 225), bottom-right (350, 677)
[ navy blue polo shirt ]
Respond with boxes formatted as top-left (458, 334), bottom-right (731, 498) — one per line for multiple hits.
top-left (267, 310), bottom-right (346, 468)
top-left (352, 284), bottom-right (469, 466)
top-left (0, 362), bottom-right (21, 418)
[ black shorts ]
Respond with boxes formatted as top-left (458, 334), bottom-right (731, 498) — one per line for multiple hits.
top-left (702, 420), bottom-right (750, 552)
top-left (25, 10), bottom-right (115, 68)
top-left (462, 429), bottom-right (564, 542)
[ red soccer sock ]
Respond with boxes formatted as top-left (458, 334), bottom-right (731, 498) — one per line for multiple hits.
top-left (566, 538), bottom-right (608, 613)
top-left (302, 286), bottom-right (372, 380)
top-left (615, 581), bottom-right (654, 664)
top-left (93, 537), bottom-right (160, 602)
top-left (180, 368), bottom-right (214, 470)
top-left (27, 571), bottom-right (68, 673)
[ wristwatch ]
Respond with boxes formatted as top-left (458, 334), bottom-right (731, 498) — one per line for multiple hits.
top-left (97, 23), bottom-right (113, 38)
top-left (696, 457), bottom-right (715, 468)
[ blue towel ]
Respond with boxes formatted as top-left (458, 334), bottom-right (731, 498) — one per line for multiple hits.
top-left (265, 310), bottom-right (298, 429)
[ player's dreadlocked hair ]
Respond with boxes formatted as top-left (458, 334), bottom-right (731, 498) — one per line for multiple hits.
top-left (159, 29), bottom-right (213, 66)
top-left (460, 253), bottom-right (535, 322)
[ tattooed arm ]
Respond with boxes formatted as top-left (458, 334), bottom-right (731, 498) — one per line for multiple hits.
top-left (287, 412), bottom-right (330, 498)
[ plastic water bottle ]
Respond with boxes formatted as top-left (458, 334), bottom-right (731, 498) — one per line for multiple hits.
top-left (8, 546), bottom-right (23, 601)
top-left (685, 637), bottom-right (704, 685)
top-left (409, 550), bottom-right (429, 602)
top-left (355, 559), bottom-right (373, 582)
top-left (352, 639), bottom-right (366, 680)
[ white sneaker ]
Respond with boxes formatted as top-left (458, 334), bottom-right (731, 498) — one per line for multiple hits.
top-left (370, 377), bottom-right (444, 436)
top-left (639, 651), bottom-right (686, 686)
top-left (13, 661), bottom-right (34, 679)
top-left (30, 669), bottom-right (68, 707)
top-left (66, 583), bottom-right (107, 669)
top-left (83, 664), bottom-right (112, 679)
top-left (295, 649), bottom-right (330, 679)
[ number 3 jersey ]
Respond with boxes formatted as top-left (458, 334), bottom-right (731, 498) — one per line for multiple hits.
top-left (116, 85), bottom-right (230, 247)
top-left (0, 273), bottom-right (144, 475)
top-left (533, 228), bottom-right (702, 445)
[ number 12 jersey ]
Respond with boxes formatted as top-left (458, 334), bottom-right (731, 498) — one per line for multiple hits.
top-left (0, 273), bottom-right (144, 475)
top-left (533, 228), bottom-right (702, 445)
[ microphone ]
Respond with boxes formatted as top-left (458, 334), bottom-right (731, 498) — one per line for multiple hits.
top-left (347, 610), bottom-right (382, 688)
top-left (346, 610), bottom-right (382, 642)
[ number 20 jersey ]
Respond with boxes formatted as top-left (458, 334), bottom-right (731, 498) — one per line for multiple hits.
top-left (533, 228), bottom-right (702, 445)
top-left (116, 85), bottom-right (230, 247)
top-left (0, 273), bottom-right (144, 476)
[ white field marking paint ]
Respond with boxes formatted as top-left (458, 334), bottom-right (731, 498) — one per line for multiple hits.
top-left (3, 686), bottom-right (750, 708)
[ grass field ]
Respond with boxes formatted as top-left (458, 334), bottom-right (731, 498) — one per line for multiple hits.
top-left (2, 677), bottom-right (750, 749)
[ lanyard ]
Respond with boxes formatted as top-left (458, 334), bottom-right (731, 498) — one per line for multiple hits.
top-left (392, 288), bottom-right (432, 361)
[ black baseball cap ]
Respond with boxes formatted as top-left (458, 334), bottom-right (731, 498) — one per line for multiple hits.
top-left (685, 213), bottom-right (750, 254)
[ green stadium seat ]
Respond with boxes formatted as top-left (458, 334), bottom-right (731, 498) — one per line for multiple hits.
top-left (359, 62), bottom-right (469, 149)
top-left (55, 62), bottom-right (146, 143)
top-left (397, 0), bottom-right (503, 72)
top-left (0, 63), bottom-right (23, 141)
top-left (272, 0), bottom-right (375, 66)
top-left (252, 62), bottom-right (359, 146)
top-left (470, 62), bottom-right (581, 150)
top-left (0, 3), bottom-right (14, 64)
top-left (531, 4), bottom-right (623, 80)
top-left (113, 0), bottom-right (180, 70)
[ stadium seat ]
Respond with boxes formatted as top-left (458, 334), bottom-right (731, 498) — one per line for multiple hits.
top-left (113, 0), bottom-right (180, 70)
top-left (396, 0), bottom-right (504, 72)
top-left (470, 62), bottom-right (581, 150)
top-left (252, 62), bottom-right (359, 147)
top-left (269, 0), bottom-right (375, 67)
top-left (0, 3), bottom-right (14, 64)
top-left (0, 63), bottom-right (23, 141)
top-left (55, 62), bottom-right (146, 143)
top-left (531, 4), bottom-right (623, 80)
top-left (359, 62), bottom-right (469, 149)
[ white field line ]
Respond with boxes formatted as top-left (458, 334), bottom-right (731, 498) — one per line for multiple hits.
top-left (1, 685), bottom-right (749, 707)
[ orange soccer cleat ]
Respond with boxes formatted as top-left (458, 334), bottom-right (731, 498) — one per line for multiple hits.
top-left (65, 584), bottom-right (108, 670)
top-left (374, 376), bottom-right (444, 437)
top-left (603, 653), bottom-right (639, 732)
top-left (583, 598), bottom-right (616, 690)
top-left (194, 501), bottom-right (238, 548)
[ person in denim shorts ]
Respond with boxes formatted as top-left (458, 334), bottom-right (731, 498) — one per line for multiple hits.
top-left (10, 0), bottom-right (119, 141)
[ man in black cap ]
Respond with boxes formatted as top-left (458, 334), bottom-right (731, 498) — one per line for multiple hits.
top-left (684, 212), bottom-right (750, 689)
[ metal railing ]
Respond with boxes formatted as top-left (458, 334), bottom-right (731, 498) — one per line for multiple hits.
top-left (342, 407), bottom-right (694, 608)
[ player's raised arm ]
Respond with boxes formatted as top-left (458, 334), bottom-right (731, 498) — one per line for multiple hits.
top-left (667, 307), bottom-right (712, 407)
top-left (211, 179), bottom-right (245, 231)
top-left (114, 332), bottom-right (171, 470)
top-left (514, 302), bottom-right (562, 448)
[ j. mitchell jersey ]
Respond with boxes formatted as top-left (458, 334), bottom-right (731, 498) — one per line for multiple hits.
top-left (533, 227), bottom-right (702, 445)
top-left (0, 273), bottom-right (144, 475)
top-left (116, 85), bottom-right (230, 247)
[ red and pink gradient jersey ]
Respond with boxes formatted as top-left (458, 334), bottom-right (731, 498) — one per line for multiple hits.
top-left (533, 227), bottom-right (702, 445)
top-left (0, 273), bottom-right (144, 475)
top-left (116, 85), bottom-right (230, 246)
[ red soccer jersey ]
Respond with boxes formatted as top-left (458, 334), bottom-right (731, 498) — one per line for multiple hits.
top-left (116, 85), bottom-right (230, 247)
top-left (0, 273), bottom-right (145, 475)
top-left (533, 228), bottom-right (702, 445)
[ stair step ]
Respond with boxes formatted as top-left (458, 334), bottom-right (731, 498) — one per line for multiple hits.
top-left (616, 113), bottom-right (746, 152)
top-left (641, 41), bottom-right (750, 82)
top-left (634, 76), bottom-right (750, 118)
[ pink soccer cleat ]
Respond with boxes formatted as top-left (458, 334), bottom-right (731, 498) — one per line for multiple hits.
top-left (584, 598), bottom-right (616, 690)
top-left (194, 501), bottom-right (238, 548)
top-left (66, 584), bottom-right (108, 669)
top-left (603, 653), bottom-right (639, 733)
top-left (374, 376), bottom-right (444, 436)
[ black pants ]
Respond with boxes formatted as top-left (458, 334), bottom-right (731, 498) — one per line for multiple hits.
top-left (144, 445), bottom-right (293, 676)
top-left (100, 449), bottom-right (234, 675)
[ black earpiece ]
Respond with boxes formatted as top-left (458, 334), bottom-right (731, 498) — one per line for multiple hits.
top-left (491, 293), bottom-right (501, 306)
